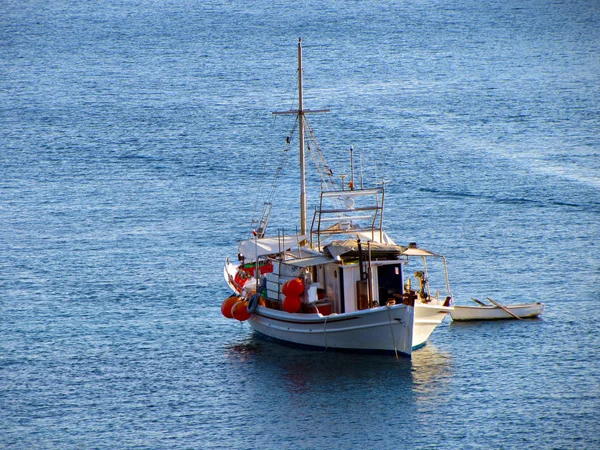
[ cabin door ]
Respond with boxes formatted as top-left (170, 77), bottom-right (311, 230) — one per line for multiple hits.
top-left (377, 264), bottom-right (403, 305)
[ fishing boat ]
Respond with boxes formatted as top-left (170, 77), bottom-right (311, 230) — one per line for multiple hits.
top-left (450, 298), bottom-right (545, 321)
top-left (221, 39), bottom-right (454, 358)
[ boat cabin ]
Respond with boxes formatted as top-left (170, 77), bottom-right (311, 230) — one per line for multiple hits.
top-left (241, 187), bottom-right (451, 315)
top-left (258, 240), bottom-right (448, 315)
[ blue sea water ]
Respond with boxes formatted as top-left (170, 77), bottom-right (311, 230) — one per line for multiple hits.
top-left (1, 0), bottom-right (599, 448)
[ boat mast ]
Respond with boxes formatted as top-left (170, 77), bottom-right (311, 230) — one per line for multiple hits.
top-left (298, 38), bottom-right (307, 236)
top-left (272, 38), bottom-right (329, 239)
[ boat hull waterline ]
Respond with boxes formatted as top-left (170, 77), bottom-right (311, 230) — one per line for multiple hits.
top-left (248, 303), bottom-right (452, 356)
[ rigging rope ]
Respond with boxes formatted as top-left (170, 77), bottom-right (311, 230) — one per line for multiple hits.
top-left (250, 113), bottom-right (349, 238)
top-left (249, 117), bottom-right (299, 238)
top-left (304, 120), bottom-right (338, 192)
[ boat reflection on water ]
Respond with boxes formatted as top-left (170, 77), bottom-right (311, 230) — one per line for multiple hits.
top-left (224, 334), bottom-right (452, 402)
top-left (410, 345), bottom-right (453, 402)
top-left (224, 336), bottom-right (263, 363)
top-left (225, 335), bottom-right (412, 389)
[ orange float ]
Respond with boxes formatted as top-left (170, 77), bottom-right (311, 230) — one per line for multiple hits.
top-left (283, 294), bottom-right (301, 313)
top-left (232, 300), bottom-right (251, 322)
top-left (281, 280), bottom-right (291, 296)
top-left (287, 278), bottom-right (304, 296)
top-left (221, 295), bottom-right (241, 319)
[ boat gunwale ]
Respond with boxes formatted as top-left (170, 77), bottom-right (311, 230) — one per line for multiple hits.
top-left (252, 302), bottom-right (413, 325)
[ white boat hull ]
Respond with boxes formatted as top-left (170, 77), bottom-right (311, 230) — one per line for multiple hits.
top-left (413, 302), bottom-right (454, 347)
top-left (249, 304), bottom-right (414, 356)
top-left (450, 302), bottom-right (545, 321)
top-left (223, 261), bottom-right (240, 293)
top-left (248, 302), bottom-right (453, 356)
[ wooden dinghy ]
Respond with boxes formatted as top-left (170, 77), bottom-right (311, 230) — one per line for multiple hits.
top-left (450, 297), bottom-right (545, 321)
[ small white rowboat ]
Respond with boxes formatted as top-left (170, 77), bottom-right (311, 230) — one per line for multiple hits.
top-left (450, 299), bottom-right (545, 321)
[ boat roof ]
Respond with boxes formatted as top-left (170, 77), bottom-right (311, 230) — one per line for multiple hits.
top-left (238, 235), bottom-right (308, 258)
top-left (239, 234), bottom-right (441, 260)
top-left (400, 246), bottom-right (440, 257)
top-left (324, 239), bottom-right (407, 260)
top-left (280, 255), bottom-right (335, 268)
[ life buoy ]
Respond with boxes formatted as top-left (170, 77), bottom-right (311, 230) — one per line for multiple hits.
top-left (247, 294), bottom-right (260, 314)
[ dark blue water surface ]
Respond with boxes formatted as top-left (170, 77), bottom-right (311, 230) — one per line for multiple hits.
top-left (2, 0), bottom-right (599, 448)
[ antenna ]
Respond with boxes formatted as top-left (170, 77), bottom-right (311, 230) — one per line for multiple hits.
top-left (350, 146), bottom-right (355, 190)
top-left (359, 153), bottom-right (364, 189)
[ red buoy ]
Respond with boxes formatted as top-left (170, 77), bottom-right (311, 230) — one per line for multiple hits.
top-left (281, 280), bottom-right (291, 296)
top-left (232, 300), bottom-right (251, 322)
top-left (287, 278), bottom-right (304, 296)
top-left (283, 294), bottom-right (301, 313)
top-left (221, 295), bottom-right (241, 319)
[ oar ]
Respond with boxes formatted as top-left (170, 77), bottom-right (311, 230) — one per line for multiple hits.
top-left (486, 297), bottom-right (522, 320)
top-left (470, 297), bottom-right (488, 306)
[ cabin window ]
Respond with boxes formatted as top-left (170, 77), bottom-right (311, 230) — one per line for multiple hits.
top-left (377, 264), bottom-right (403, 305)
